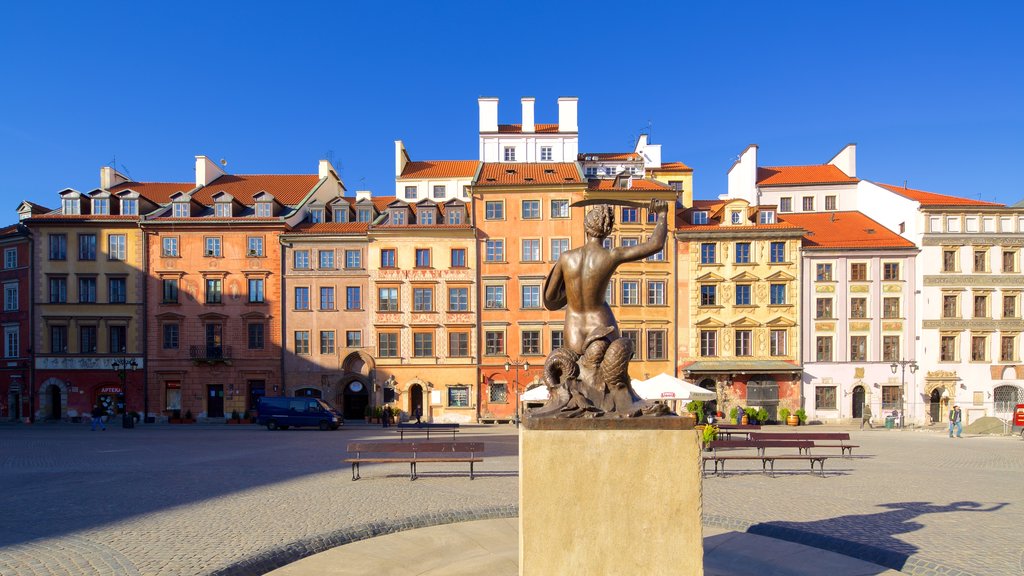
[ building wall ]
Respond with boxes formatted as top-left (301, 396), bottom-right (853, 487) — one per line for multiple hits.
top-left (0, 231), bottom-right (31, 420)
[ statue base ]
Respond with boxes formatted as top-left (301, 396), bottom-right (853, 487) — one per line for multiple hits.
top-left (519, 416), bottom-right (703, 576)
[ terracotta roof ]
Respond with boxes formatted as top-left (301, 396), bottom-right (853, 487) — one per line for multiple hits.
top-left (779, 211), bottom-right (916, 250)
top-left (691, 200), bottom-right (723, 209)
top-left (108, 182), bottom-right (195, 204)
top-left (675, 222), bottom-right (802, 233)
top-left (28, 214), bottom-right (140, 222)
top-left (373, 223), bottom-right (473, 230)
top-left (578, 152), bottom-right (642, 161)
top-left (650, 161), bottom-right (693, 172)
top-left (192, 174), bottom-right (321, 205)
top-left (874, 182), bottom-right (1002, 207)
top-left (400, 160), bottom-right (480, 180)
top-left (756, 165), bottom-right (857, 186)
top-left (21, 201), bottom-right (52, 212)
top-left (289, 222), bottom-right (369, 234)
top-left (497, 123), bottom-right (561, 133)
top-left (475, 163), bottom-right (584, 186)
top-left (0, 224), bottom-right (23, 237)
top-left (587, 178), bottom-right (672, 191)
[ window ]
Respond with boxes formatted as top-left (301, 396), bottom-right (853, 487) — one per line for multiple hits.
top-left (770, 242), bottom-right (785, 263)
top-left (605, 282), bottom-right (614, 305)
top-left (109, 325), bottom-right (126, 354)
top-left (49, 277), bottom-right (67, 303)
top-left (485, 201), bottom-right (504, 220)
top-left (204, 237), bottom-right (221, 258)
top-left (294, 250), bottom-right (310, 269)
top-left (770, 284), bottom-right (787, 305)
top-left (449, 248), bottom-right (467, 268)
top-left (333, 208), bottom-right (348, 223)
top-left (825, 196), bottom-right (837, 211)
top-left (433, 185), bottom-right (446, 199)
top-left (242, 278), bottom-right (263, 304)
top-left (172, 202), bottom-right (189, 218)
top-left (850, 336), bottom-right (867, 361)
top-left (50, 326), bottom-right (67, 353)
top-left (940, 335), bottom-right (957, 361)
top-left (49, 234), bottom-right (67, 260)
top-left (815, 387), bottom-right (837, 410)
top-left (735, 243), bottom-right (751, 263)
top-left (1004, 294), bottom-right (1018, 318)
top-left (521, 200), bottom-right (540, 220)
top-left (551, 330), bottom-right (564, 351)
top-left (162, 324), bottom-right (179, 350)
top-left (730, 211), bottom-right (741, 225)
top-left (816, 298), bottom-right (833, 319)
top-left (378, 333), bottom-right (398, 357)
top-left (735, 284), bottom-right (752, 306)
top-left (971, 335), bottom-right (987, 362)
top-left (215, 203), bottom-right (232, 218)
top-left (816, 336), bottom-right (833, 361)
top-left (3, 284), bottom-right (17, 311)
top-left (692, 211), bottom-right (708, 225)
top-left (404, 185), bottom-right (417, 200)
top-left (294, 286), bottom-right (309, 310)
top-left (443, 287), bottom-right (468, 312)
top-left (413, 287), bottom-right (433, 311)
top-left (121, 199), bottom-right (138, 216)
top-left (943, 249), bottom-right (957, 272)
top-left (346, 286), bottom-right (361, 310)
top-left (162, 279), bottom-right (178, 303)
top-left (320, 331), bottom-right (336, 355)
top-left (551, 200), bottom-right (569, 218)
top-left (448, 386), bottom-right (470, 408)
top-left (647, 281), bottom-right (665, 305)
top-left (162, 237), bottom-right (178, 257)
top-left (758, 210), bottom-right (776, 224)
top-left (540, 146), bottom-right (553, 161)
top-left (668, 181), bottom-right (684, 191)
top-left (974, 250), bottom-right (988, 272)
top-left (378, 287), bottom-right (399, 311)
top-left (80, 326), bottom-right (97, 353)
top-left (883, 336), bottom-right (900, 362)
top-left (345, 250), bottom-right (361, 269)
top-left (521, 285), bottom-right (541, 309)
top-left (602, 238), bottom-right (613, 250)
top-left (357, 208), bottom-right (372, 222)
top-left (107, 235), bottom-right (126, 261)
top-left (621, 281), bottom-right (639, 305)
top-left (485, 286), bottom-right (505, 308)
top-left (1004, 250), bottom-right (1018, 273)
top-left (621, 208), bottom-right (638, 223)
top-left (881, 386), bottom-right (900, 411)
top-left (485, 239), bottom-right (504, 262)
top-left (79, 234), bottom-right (97, 260)
top-left (489, 382), bottom-right (508, 403)
top-left (92, 198), bottom-right (109, 215)
top-left (380, 249), bottom-right (396, 268)
top-left (319, 250), bottom-right (334, 269)
top-left (802, 197), bottom-right (815, 211)
top-left (621, 330), bottom-right (639, 357)
top-left (320, 286), bottom-right (335, 310)
top-left (247, 237), bottom-right (264, 257)
top-left (503, 146), bottom-right (516, 161)
top-left (419, 210), bottom-right (435, 225)
top-left (485, 330), bottom-right (505, 355)
top-left (205, 279), bottom-right (222, 304)
top-left (700, 330), bottom-right (717, 356)
top-left (883, 298), bottom-right (901, 319)
top-left (255, 202), bottom-right (272, 217)
top-left (850, 263), bottom-right (867, 281)
top-left (1001, 335), bottom-right (1017, 362)
top-left (522, 330), bottom-right (541, 355)
top-left (974, 294), bottom-right (988, 318)
top-left (700, 285), bottom-right (717, 306)
top-left (390, 210), bottom-right (406, 225)
top-left (851, 297), bottom-right (868, 318)
top-left (294, 331), bottom-right (310, 355)
top-left (108, 278), bottom-right (126, 304)
top-left (770, 330), bottom-right (787, 356)
top-left (816, 263), bottom-right (833, 281)
top-left (248, 323), bottom-right (264, 350)
top-left (346, 331), bottom-right (362, 348)
top-left (735, 330), bottom-right (752, 356)
top-left (647, 330), bottom-right (665, 360)
top-left (413, 248), bottom-right (431, 268)
top-left (883, 263), bottom-right (900, 281)
top-left (522, 239), bottom-right (541, 262)
top-left (621, 237), bottom-right (638, 248)
top-left (585, 167), bottom-right (598, 177)
top-left (700, 243), bottom-right (717, 264)
top-left (646, 238), bottom-right (665, 261)
top-left (779, 198), bottom-right (792, 213)
top-left (449, 332), bottom-right (469, 357)
top-left (62, 198), bottom-right (80, 215)
top-left (551, 239), bottom-right (569, 261)
top-left (78, 277), bottom-right (97, 303)
top-left (942, 295), bottom-right (958, 318)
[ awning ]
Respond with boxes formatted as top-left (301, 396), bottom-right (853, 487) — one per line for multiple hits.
top-left (683, 361), bottom-right (802, 375)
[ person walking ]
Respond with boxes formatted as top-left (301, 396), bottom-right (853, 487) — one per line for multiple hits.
top-left (860, 402), bottom-right (874, 429)
top-left (948, 405), bottom-right (963, 438)
top-left (90, 404), bottom-right (106, 431)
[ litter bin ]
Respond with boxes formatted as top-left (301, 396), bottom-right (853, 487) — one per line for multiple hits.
top-left (884, 416), bottom-right (895, 429)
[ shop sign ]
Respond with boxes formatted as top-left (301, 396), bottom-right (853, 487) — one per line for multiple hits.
top-left (99, 386), bottom-right (123, 394)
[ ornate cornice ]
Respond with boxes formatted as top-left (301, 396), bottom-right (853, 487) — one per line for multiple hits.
top-left (922, 235), bottom-right (1024, 246)
top-left (924, 275), bottom-right (1024, 287)
top-left (922, 319), bottom-right (1024, 331)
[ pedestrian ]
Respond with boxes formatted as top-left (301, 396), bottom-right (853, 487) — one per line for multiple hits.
top-left (414, 406), bottom-right (423, 424)
top-left (860, 402), bottom-right (873, 430)
top-left (90, 404), bottom-right (106, 431)
top-left (948, 404), bottom-right (962, 438)
top-left (381, 406), bottom-right (389, 428)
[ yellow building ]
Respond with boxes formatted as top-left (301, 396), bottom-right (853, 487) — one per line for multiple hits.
top-left (648, 162), bottom-right (694, 209)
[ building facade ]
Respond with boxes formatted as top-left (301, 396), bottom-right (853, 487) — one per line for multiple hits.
top-left (0, 221), bottom-right (33, 421)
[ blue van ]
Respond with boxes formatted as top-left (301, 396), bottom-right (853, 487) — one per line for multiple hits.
top-left (257, 397), bottom-right (342, 431)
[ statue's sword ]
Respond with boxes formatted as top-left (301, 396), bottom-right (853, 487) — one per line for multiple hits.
top-left (569, 199), bottom-right (649, 208)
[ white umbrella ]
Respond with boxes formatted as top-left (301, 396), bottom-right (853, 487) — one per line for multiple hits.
top-left (520, 385), bottom-right (550, 402)
top-left (631, 373), bottom-right (717, 401)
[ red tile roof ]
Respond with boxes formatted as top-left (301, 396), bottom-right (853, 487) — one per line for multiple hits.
top-left (587, 178), bottom-right (672, 191)
top-left (756, 165), bottom-right (857, 186)
top-left (108, 182), bottom-right (195, 204)
top-left (497, 123), bottom-right (561, 133)
top-left (650, 161), bottom-right (693, 172)
top-left (779, 211), bottom-right (916, 250)
top-left (400, 160), bottom-right (480, 179)
top-left (193, 174), bottom-right (321, 205)
top-left (28, 214), bottom-right (141, 222)
top-left (0, 224), bottom-right (22, 237)
top-left (289, 222), bottom-right (369, 234)
top-left (874, 182), bottom-right (1002, 207)
top-left (475, 163), bottom-right (584, 186)
top-left (676, 222), bottom-right (802, 232)
top-left (578, 152), bottom-right (642, 161)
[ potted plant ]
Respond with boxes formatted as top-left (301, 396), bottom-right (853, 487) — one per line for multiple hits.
top-left (228, 409), bottom-right (242, 424)
top-left (756, 407), bottom-right (769, 425)
top-left (183, 409), bottom-right (195, 424)
top-left (744, 407), bottom-right (758, 425)
top-left (795, 409), bottom-right (808, 426)
top-left (779, 407), bottom-right (795, 426)
top-left (729, 407), bottom-right (739, 425)
top-left (685, 400), bottom-right (705, 425)
top-left (701, 424), bottom-right (718, 451)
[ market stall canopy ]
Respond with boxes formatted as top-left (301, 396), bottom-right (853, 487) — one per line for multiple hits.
top-left (631, 373), bottom-right (717, 401)
top-left (521, 385), bottom-right (550, 402)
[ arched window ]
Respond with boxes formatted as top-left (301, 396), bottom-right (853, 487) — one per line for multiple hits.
top-left (993, 385), bottom-right (1022, 415)
top-left (295, 388), bottom-right (322, 398)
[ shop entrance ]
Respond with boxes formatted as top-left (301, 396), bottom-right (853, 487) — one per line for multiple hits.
top-left (852, 386), bottom-right (865, 419)
top-left (7, 391), bottom-right (20, 420)
top-left (207, 385), bottom-right (224, 418)
top-left (929, 389), bottom-right (943, 423)
top-left (96, 385), bottom-right (124, 418)
top-left (409, 383), bottom-right (424, 421)
top-left (342, 380), bottom-right (368, 420)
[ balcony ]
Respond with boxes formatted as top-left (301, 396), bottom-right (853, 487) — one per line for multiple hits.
top-left (190, 345), bottom-right (232, 365)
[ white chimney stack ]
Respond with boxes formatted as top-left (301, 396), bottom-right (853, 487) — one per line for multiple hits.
top-left (318, 159), bottom-right (337, 180)
top-left (828, 143), bottom-right (857, 177)
top-left (521, 97), bottom-right (535, 133)
top-left (100, 166), bottom-right (128, 190)
top-left (356, 190), bottom-right (372, 201)
top-left (195, 155), bottom-right (226, 187)
top-left (557, 97), bottom-right (578, 133)
top-left (395, 140), bottom-right (409, 178)
top-left (478, 97), bottom-right (499, 133)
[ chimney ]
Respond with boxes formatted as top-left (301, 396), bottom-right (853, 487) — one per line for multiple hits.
top-left (318, 159), bottom-right (337, 180)
top-left (828, 143), bottom-right (857, 178)
top-left (521, 97), bottom-right (535, 133)
top-left (557, 97), bottom-right (578, 133)
top-left (356, 190), bottom-right (372, 202)
top-left (478, 97), bottom-right (499, 133)
top-left (100, 166), bottom-right (128, 190)
top-left (395, 140), bottom-right (409, 178)
top-left (195, 155), bottom-right (226, 187)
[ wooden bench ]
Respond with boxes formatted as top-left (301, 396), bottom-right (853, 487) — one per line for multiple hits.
top-left (749, 432), bottom-right (859, 456)
top-left (702, 440), bottom-right (827, 477)
top-left (396, 422), bottom-right (460, 440)
top-left (701, 423), bottom-right (761, 440)
top-left (344, 441), bottom-right (483, 481)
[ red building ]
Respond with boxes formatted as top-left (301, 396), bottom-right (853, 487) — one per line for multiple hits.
top-left (0, 220), bottom-right (33, 420)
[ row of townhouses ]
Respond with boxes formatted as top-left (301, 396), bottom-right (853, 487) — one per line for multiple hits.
top-left (2, 97), bottom-right (1021, 427)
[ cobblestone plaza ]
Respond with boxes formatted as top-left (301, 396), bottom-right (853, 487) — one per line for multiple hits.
top-left (0, 423), bottom-right (1020, 575)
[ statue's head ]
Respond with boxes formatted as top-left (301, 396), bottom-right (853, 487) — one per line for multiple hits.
top-left (584, 205), bottom-right (614, 240)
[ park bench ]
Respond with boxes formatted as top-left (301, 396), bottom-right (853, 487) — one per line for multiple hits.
top-left (702, 439), bottom-right (829, 477)
top-left (701, 423), bottom-right (761, 440)
top-left (396, 422), bottom-right (460, 440)
top-left (344, 441), bottom-right (483, 481)
top-left (749, 432), bottom-right (859, 456)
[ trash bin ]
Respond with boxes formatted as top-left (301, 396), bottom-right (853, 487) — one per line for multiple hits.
top-left (884, 416), bottom-right (895, 429)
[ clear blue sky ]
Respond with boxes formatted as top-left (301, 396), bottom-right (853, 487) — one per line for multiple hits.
top-left (2, 1), bottom-right (1022, 210)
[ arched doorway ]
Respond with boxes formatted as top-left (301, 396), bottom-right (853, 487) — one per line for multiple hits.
top-left (929, 389), bottom-right (943, 424)
top-left (37, 378), bottom-right (66, 421)
top-left (295, 388), bottom-right (322, 398)
top-left (48, 386), bottom-right (61, 420)
top-left (342, 380), bottom-right (368, 420)
top-left (409, 384), bottom-right (424, 421)
top-left (851, 386), bottom-right (865, 419)
top-left (697, 378), bottom-right (717, 417)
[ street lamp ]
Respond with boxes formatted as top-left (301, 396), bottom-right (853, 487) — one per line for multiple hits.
top-left (890, 359), bottom-right (919, 428)
top-left (504, 359), bottom-right (530, 427)
top-left (112, 354), bottom-right (139, 428)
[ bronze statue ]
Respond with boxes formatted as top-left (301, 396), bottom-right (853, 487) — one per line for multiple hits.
top-left (530, 198), bottom-right (672, 418)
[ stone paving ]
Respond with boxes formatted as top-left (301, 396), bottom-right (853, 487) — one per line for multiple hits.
top-left (0, 422), bottom-right (1020, 575)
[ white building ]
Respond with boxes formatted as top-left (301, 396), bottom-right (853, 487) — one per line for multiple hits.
top-left (394, 140), bottom-right (479, 204)
top-left (478, 97), bottom-right (578, 163)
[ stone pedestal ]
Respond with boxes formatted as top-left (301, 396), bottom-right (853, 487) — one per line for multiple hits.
top-left (519, 417), bottom-right (703, 576)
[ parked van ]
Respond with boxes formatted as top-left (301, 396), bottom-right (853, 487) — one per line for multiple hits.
top-left (257, 397), bottom-right (342, 431)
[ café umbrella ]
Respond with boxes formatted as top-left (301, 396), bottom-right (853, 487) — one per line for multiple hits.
top-left (518, 373), bottom-right (716, 402)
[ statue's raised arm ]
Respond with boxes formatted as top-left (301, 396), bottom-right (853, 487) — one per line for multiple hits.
top-left (609, 198), bottom-right (669, 264)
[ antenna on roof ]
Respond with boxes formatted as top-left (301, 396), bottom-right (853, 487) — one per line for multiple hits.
top-left (830, 213), bottom-right (836, 223)
top-left (324, 149), bottom-right (335, 164)
top-left (119, 163), bottom-right (132, 179)
top-left (903, 180), bottom-right (908, 189)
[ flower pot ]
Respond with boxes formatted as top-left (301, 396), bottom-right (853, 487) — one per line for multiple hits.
top-left (740, 414), bottom-right (749, 425)
top-left (787, 414), bottom-right (799, 426)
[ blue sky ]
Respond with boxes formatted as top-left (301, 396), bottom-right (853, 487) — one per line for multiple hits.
top-left (2, 1), bottom-right (1021, 209)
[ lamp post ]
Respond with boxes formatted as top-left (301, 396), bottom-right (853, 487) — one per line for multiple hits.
top-left (890, 359), bottom-right (918, 429)
top-left (504, 359), bottom-right (530, 427)
top-left (112, 354), bottom-right (139, 428)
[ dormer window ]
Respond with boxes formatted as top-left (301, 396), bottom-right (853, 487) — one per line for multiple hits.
top-left (121, 199), bottom-right (138, 216)
top-left (92, 198), bottom-right (109, 215)
top-left (604, 167), bottom-right (615, 176)
top-left (62, 198), bottom-right (80, 215)
top-left (730, 211), bottom-right (742, 225)
top-left (585, 167), bottom-right (598, 177)
top-left (447, 207), bottom-right (463, 225)
top-left (759, 210), bottom-right (776, 224)
top-left (691, 211), bottom-right (708, 225)
top-left (419, 210), bottom-right (435, 225)
top-left (308, 208), bottom-right (324, 223)
top-left (334, 208), bottom-right (348, 223)
top-left (390, 210), bottom-right (406, 225)
top-left (215, 203), bottom-right (232, 218)
top-left (172, 202), bottom-right (189, 218)
top-left (357, 208), bottom-right (372, 223)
